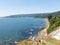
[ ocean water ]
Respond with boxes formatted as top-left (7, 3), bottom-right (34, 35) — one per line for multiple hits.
top-left (0, 17), bottom-right (46, 44)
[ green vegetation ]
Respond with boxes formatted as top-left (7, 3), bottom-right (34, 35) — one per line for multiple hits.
top-left (5, 11), bottom-right (60, 18)
top-left (47, 15), bottom-right (60, 34)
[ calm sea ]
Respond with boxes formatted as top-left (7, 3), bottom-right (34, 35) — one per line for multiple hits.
top-left (0, 17), bottom-right (46, 42)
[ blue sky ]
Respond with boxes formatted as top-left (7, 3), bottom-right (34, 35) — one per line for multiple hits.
top-left (0, 0), bottom-right (60, 17)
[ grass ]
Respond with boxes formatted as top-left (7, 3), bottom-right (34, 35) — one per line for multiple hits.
top-left (45, 37), bottom-right (60, 45)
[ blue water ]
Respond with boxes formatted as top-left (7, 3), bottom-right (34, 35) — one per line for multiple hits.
top-left (0, 17), bottom-right (46, 42)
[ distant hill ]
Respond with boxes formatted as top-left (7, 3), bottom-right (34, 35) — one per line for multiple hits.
top-left (5, 11), bottom-right (60, 18)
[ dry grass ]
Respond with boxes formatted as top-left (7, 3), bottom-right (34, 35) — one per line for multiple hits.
top-left (45, 37), bottom-right (60, 45)
top-left (17, 36), bottom-right (60, 45)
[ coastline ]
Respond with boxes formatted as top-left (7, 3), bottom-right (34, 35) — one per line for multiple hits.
top-left (17, 18), bottom-right (60, 45)
top-left (17, 18), bottom-right (50, 45)
top-left (35, 18), bottom-right (50, 40)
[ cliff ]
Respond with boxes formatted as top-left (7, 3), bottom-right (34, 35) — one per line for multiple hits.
top-left (17, 16), bottom-right (60, 45)
top-left (17, 19), bottom-right (49, 45)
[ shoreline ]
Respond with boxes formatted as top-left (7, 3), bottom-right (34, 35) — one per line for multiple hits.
top-left (17, 18), bottom-right (50, 45)
top-left (35, 18), bottom-right (50, 40)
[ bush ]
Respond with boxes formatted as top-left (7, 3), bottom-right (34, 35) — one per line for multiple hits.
top-left (47, 15), bottom-right (60, 34)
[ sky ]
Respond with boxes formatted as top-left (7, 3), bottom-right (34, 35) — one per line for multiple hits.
top-left (0, 0), bottom-right (60, 17)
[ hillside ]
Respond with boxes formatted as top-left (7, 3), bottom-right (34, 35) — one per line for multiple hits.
top-left (47, 15), bottom-right (60, 34)
top-left (5, 11), bottom-right (60, 18)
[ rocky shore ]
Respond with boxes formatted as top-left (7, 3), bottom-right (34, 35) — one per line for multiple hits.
top-left (17, 18), bottom-right (60, 45)
top-left (35, 18), bottom-right (49, 40)
top-left (17, 18), bottom-right (50, 45)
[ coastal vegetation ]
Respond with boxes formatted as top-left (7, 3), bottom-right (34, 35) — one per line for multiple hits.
top-left (47, 15), bottom-right (60, 34)
top-left (5, 11), bottom-right (60, 18)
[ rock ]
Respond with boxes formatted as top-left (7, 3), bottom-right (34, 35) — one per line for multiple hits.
top-left (41, 40), bottom-right (47, 44)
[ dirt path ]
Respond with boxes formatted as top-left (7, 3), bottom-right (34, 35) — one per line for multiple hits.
top-left (48, 26), bottom-right (60, 40)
